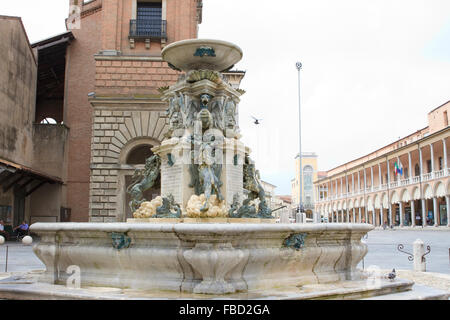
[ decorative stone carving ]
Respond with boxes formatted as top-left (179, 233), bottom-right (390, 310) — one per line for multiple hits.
top-left (154, 194), bottom-right (182, 218)
top-left (186, 70), bottom-right (222, 84)
top-left (186, 194), bottom-right (227, 218)
top-left (111, 232), bottom-right (131, 250)
top-left (242, 155), bottom-right (274, 219)
top-left (194, 46), bottom-right (216, 57)
top-left (229, 198), bottom-right (258, 219)
top-left (183, 242), bottom-right (245, 294)
top-left (133, 196), bottom-right (163, 218)
top-left (283, 233), bottom-right (307, 251)
top-left (127, 155), bottom-right (161, 213)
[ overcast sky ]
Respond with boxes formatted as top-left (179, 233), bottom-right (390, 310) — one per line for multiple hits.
top-left (1, 0), bottom-right (450, 195)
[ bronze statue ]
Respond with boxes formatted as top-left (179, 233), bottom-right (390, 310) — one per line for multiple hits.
top-left (197, 139), bottom-right (223, 212)
top-left (127, 155), bottom-right (161, 213)
top-left (155, 194), bottom-right (182, 218)
top-left (242, 155), bottom-right (274, 219)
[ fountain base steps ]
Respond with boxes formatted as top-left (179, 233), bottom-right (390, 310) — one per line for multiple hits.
top-left (2, 273), bottom-right (446, 300)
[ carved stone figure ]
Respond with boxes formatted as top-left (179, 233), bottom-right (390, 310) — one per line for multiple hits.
top-left (229, 198), bottom-right (258, 219)
top-left (224, 99), bottom-right (237, 130)
top-left (242, 155), bottom-right (274, 219)
top-left (127, 155), bottom-right (161, 213)
top-left (132, 196), bottom-right (163, 218)
top-left (155, 194), bottom-right (182, 218)
top-left (198, 142), bottom-right (223, 212)
top-left (210, 96), bottom-right (225, 131)
top-left (228, 194), bottom-right (240, 217)
top-left (111, 232), bottom-right (131, 250)
top-left (186, 194), bottom-right (227, 218)
top-left (243, 156), bottom-right (261, 200)
top-left (165, 93), bottom-right (186, 138)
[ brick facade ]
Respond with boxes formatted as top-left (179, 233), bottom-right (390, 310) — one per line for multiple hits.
top-left (94, 58), bottom-right (179, 95)
top-left (65, 0), bottom-right (202, 222)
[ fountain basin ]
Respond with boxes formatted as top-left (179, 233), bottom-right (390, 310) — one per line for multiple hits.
top-left (161, 39), bottom-right (243, 72)
top-left (31, 222), bottom-right (372, 295)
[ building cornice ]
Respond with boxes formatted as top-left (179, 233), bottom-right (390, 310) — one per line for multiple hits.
top-left (316, 126), bottom-right (450, 184)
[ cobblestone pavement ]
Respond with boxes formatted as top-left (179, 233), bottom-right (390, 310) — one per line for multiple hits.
top-left (378, 269), bottom-right (450, 292)
top-left (359, 229), bottom-right (450, 274)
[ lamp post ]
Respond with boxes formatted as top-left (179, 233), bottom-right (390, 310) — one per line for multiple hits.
top-left (296, 62), bottom-right (304, 214)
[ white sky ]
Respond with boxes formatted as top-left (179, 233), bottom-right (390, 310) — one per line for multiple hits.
top-left (1, 0), bottom-right (450, 195)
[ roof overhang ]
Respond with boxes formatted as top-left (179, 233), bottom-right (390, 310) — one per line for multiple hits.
top-left (0, 158), bottom-right (62, 197)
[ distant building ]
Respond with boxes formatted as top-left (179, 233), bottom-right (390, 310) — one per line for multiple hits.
top-left (315, 100), bottom-right (450, 228)
top-left (291, 152), bottom-right (322, 218)
top-left (259, 181), bottom-right (292, 220)
top-left (260, 180), bottom-right (276, 209)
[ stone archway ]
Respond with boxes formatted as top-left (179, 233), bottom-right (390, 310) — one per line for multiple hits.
top-left (119, 138), bottom-right (162, 220)
top-left (89, 108), bottom-right (169, 222)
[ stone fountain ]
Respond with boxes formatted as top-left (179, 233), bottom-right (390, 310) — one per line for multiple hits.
top-left (22, 39), bottom-right (417, 300)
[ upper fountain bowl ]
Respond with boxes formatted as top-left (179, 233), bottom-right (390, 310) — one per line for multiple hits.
top-left (161, 39), bottom-right (243, 72)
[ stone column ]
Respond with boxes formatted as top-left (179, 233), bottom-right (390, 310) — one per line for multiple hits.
top-left (372, 210), bottom-right (376, 226)
top-left (370, 166), bottom-right (374, 191)
top-left (353, 208), bottom-right (356, 223)
top-left (443, 138), bottom-right (448, 172)
top-left (408, 152), bottom-right (413, 183)
top-left (446, 195), bottom-right (450, 228)
top-left (280, 211), bottom-right (290, 223)
top-left (419, 146), bottom-right (423, 176)
top-left (364, 168), bottom-right (367, 191)
top-left (386, 159), bottom-right (390, 185)
top-left (389, 205), bottom-right (393, 227)
top-left (399, 201), bottom-right (404, 227)
top-left (346, 208), bottom-right (349, 222)
top-left (358, 171), bottom-right (360, 193)
top-left (346, 175), bottom-right (349, 194)
top-left (378, 163), bottom-right (382, 188)
top-left (411, 200), bottom-right (416, 227)
top-left (421, 199), bottom-right (426, 227)
top-left (413, 239), bottom-right (426, 272)
top-left (430, 143), bottom-right (435, 178)
top-left (340, 177), bottom-right (343, 196)
top-left (341, 210), bottom-right (344, 222)
top-left (380, 206), bottom-right (384, 227)
top-left (352, 173), bottom-right (355, 193)
top-left (335, 180), bottom-right (338, 197)
top-left (433, 197), bottom-right (438, 227)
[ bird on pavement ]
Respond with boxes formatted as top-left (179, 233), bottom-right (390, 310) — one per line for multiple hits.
top-left (387, 268), bottom-right (396, 281)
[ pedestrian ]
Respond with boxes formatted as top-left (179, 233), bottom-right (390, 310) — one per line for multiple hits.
top-left (0, 220), bottom-right (9, 240)
top-left (13, 220), bottom-right (29, 238)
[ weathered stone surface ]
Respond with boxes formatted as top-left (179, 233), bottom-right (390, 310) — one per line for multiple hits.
top-left (31, 223), bottom-right (373, 294)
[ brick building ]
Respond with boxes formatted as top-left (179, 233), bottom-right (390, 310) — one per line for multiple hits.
top-left (1, 0), bottom-right (246, 224)
top-left (53, 0), bottom-right (203, 222)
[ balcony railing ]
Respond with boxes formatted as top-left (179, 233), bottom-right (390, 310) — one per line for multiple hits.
top-left (400, 179), bottom-right (409, 186)
top-left (435, 169), bottom-right (445, 178)
top-left (129, 19), bottom-right (167, 39)
top-left (318, 169), bottom-right (449, 204)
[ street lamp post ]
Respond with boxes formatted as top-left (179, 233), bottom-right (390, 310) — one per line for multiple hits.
top-left (296, 62), bottom-right (303, 214)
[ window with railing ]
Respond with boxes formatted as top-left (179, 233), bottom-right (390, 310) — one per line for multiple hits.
top-left (130, 2), bottom-right (166, 39)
